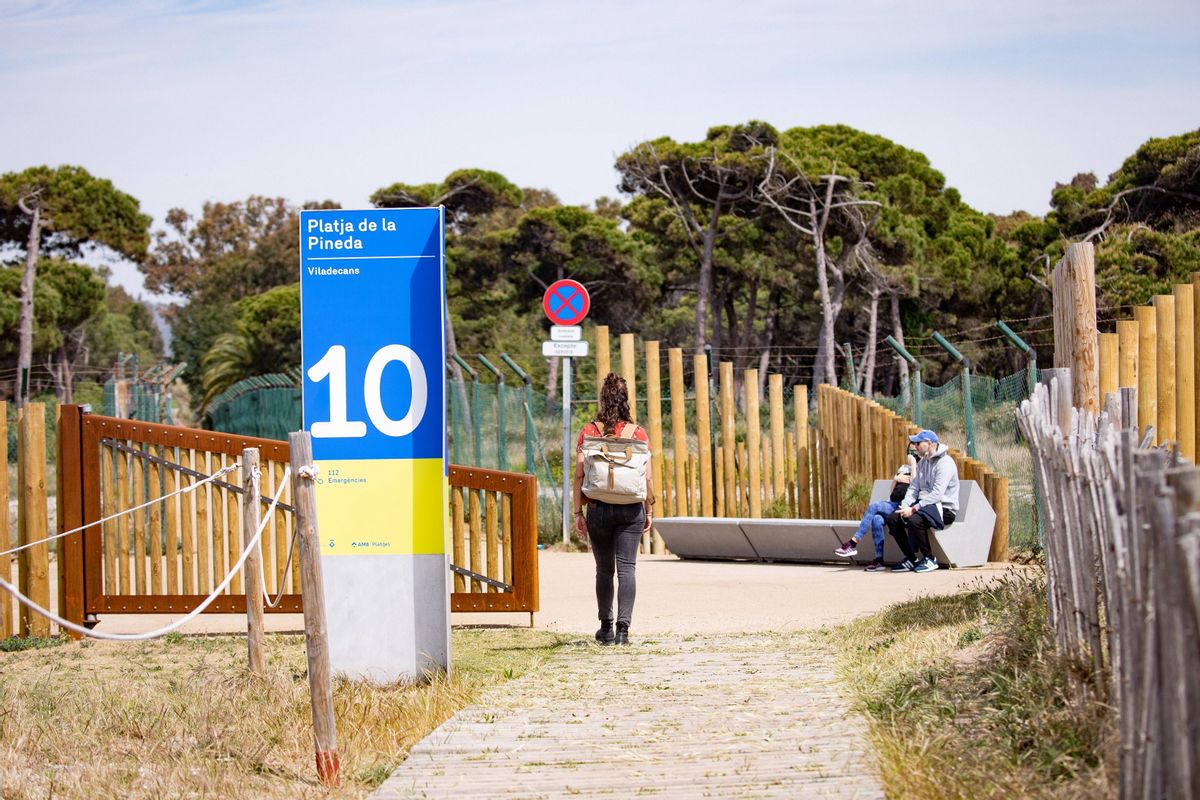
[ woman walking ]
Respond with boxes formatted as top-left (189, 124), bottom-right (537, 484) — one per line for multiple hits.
top-left (573, 373), bottom-right (655, 646)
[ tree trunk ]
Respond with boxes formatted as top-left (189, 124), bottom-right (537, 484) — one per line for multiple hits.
top-left (546, 356), bottom-right (559, 404)
top-left (862, 286), bottom-right (880, 396)
top-left (711, 276), bottom-right (726, 360)
top-left (445, 312), bottom-right (473, 433)
top-left (891, 291), bottom-right (910, 404)
top-left (57, 345), bottom-right (74, 403)
top-left (17, 203), bottom-right (42, 407)
top-left (693, 201), bottom-right (722, 355)
top-left (724, 292), bottom-right (739, 370)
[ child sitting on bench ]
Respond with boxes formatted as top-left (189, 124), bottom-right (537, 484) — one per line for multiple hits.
top-left (834, 458), bottom-right (917, 571)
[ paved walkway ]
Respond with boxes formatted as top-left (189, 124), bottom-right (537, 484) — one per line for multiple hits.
top-left (374, 632), bottom-right (883, 799)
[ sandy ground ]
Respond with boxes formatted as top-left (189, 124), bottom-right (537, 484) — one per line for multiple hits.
top-left (86, 551), bottom-right (1013, 637)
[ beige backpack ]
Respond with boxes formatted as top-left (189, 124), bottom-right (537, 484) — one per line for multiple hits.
top-left (580, 421), bottom-right (650, 505)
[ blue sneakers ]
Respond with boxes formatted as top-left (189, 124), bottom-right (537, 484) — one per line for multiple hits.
top-left (890, 559), bottom-right (915, 572)
top-left (914, 557), bottom-right (939, 573)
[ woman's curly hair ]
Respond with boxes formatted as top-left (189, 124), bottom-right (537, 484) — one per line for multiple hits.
top-left (596, 373), bottom-right (632, 433)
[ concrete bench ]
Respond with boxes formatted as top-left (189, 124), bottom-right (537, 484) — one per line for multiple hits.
top-left (653, 480), bottom-right (995, 568)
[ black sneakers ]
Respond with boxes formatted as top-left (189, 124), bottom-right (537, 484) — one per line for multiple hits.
top-left (595, 622), bottom-right (615, 646)
top-left (614, 623), bottom-right (630, 646)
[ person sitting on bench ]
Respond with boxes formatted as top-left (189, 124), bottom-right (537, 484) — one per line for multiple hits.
top-left (834, 457), bottom-right (917, 571)
top-left (887, 429), bottom-right (960, 573)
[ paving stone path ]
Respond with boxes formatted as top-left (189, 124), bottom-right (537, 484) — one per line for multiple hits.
top-left (373, 633), bottom-right (884, 799)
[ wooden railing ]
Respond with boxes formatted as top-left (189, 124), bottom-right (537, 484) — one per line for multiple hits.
top-left (448, 465), bottom-right (539, 614)
top-left (59, 406), bottom-right (300, 625)
top-left (47, 406), bottom-right (539, 630)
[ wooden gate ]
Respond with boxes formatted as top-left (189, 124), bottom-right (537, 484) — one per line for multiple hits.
top-left (56, 406), bottom-right (539, 629)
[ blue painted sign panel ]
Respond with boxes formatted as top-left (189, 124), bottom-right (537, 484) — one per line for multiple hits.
top-left (299, 207), bottom-right (446, 463)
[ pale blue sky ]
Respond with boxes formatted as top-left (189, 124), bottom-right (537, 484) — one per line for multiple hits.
top-left (1, 0), bottom-right (1197, 296)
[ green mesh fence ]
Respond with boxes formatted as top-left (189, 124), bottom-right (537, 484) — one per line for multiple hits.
top-left (872, 367), bottom-right (1039, 552)
top-left (206, 373), bottom-right (302, 441)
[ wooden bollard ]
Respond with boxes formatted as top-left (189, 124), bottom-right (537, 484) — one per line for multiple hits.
top-left (1173, 284), bottom-right (1195, 462)
top-left (1135, 305), bottom-right (1157, 438)
top-left (645, 341), bottom-right (665, 552)
top-left (0, 401), bottom-right (10, 639)
top-left (720, 362), bottom-right (737, 517)
top-left (242, 447), bottom-right (266, 676)
top-left (668, 348), bottom-right (688, 517)
top-left (694, 355), bottom-right (714, 516)
top-left (986, 473), bottom-right (1009, 563)
top-left (1154, 294), bottom-right (1176, 446)
top-left (594, 325), bottom-right (610, 401)
top-left (289, 432), bottom-right (339, 788)
top-left (18, 404), bottom-right (50, 638)
top-left (620, 333), bottom-right (637, 424)
top-left (744, 369), bottom-right (763, 518)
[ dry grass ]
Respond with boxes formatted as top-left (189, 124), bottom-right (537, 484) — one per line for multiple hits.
top-left (827, 567), bottom-right (1114, 800)
top-left (0, 627), bottom-right (574, 799)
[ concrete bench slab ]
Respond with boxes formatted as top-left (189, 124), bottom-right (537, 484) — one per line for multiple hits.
top-left (738, 519), bottom-right (859, 562)
top-left (653, 481), bottom-right (996, 568)
top-left (653, 517), bottom-right (759, 561)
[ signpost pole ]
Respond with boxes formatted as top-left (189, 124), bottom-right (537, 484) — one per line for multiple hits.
top-left (562, 356), bottom-right (572, 546)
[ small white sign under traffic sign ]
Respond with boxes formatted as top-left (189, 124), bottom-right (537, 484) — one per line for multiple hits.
top-left (542, 340), bottom-right (589, 358)
top-left (550, 325), bottom-right (582, 342)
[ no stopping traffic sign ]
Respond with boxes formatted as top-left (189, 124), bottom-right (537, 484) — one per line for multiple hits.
top-left (543, 279), bottom-right (590, 326)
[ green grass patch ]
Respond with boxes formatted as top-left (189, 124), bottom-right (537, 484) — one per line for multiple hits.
top-left (830, 568), bottom-right (1113, 799)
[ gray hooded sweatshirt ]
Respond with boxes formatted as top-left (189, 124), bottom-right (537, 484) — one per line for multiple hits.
top-left (903, 443), bottom-right (960, 514)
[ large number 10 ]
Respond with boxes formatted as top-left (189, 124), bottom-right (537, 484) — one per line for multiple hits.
top-left (307, 344), bottom-right (428, 438)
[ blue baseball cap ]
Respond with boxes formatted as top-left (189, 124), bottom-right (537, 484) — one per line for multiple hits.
top-left (909, 429), bottom-right (939, 444)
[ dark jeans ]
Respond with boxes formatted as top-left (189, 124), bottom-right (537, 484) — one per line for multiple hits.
top-left (886, 507), bottom-right (957, 561)
top-left (586, 501), bottom-right (644, 627)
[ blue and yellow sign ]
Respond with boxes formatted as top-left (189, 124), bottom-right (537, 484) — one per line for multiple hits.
top-left (299, 207), bottom-right (446, 556)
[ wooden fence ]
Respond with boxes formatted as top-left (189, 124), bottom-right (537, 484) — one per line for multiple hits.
top-left (3, 405), bottom-right (537, 637)
top-left (592, 328), bottom-right (1011, 559)
top-left (1018, 382), bottom-right (1200, 800)
top-left (1055, 243), bottom-right (1200, 461)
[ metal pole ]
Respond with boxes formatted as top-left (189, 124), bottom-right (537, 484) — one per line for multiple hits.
top-left (995, 320), bottom-right (1039, 398)
top-left (562, 356), bottom-right (572, 546)
top-left (931, 331), bottom-right (977, 458)
top-left (885, 335), bottom-right (922, 426)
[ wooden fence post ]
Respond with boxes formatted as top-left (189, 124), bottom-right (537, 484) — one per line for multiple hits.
top-left (1135, 305), bottom-right (1158, 438)
top-left (595, 325), bottom-right (610, 400)
top-left (288, 432), bottom-right (339, 788)
top-left (645, 341), bottom-right (665, 551)
top-left (242, 447), bottom-right (265, 675)
top-left (694, 355), bottom-right (714, 516)
top-left (720, 362), bottom-right (737, 517)
top-left (1052, 242), bottom-right (1100, 416)
top-left (1099, 333), bottom-right (1119, 401)
top-left (18, 404), bottom-right (50, 637)
top-left (987, 474), bottom-right (1010, 563)
top-left (0, 402), bottom-right (9, 639)
top-left (668, 348), bottom-right (688, 516)
top-left (56, 404), bottom-right (86, 636)
top-left (1117, 319), bottom-right (1139, 390)
top-left (1154, 294), bottom-right (1176, 446)
top-left (769, 374), bottom-right (785, 503)
top-left (744, 369), bottom-right (762, 518)
top-left (1173, 284), bottom-right (1194, 462)
top-left (794, 386), bottom-right (810, 518)
top-left (620, 333), bottom-right (637, 424)
top-left (1194, 272), bottom-right (1200, 459)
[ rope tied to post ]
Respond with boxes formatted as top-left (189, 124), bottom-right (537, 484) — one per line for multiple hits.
top-left (0, 461), bottom-right (242, 558)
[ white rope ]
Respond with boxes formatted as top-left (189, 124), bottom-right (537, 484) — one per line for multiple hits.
top-left (0, 461), bottom-right (242, 559)
top-left (261, 529), bottom-right (299, 609)
top-left (0, 466), bottom-right (293, 641)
